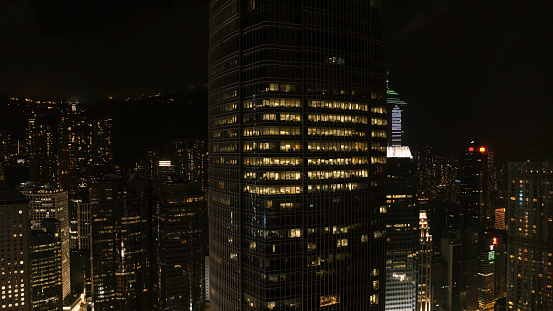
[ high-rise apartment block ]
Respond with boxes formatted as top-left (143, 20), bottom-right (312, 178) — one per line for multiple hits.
top-left (0, 188), bottom-right (31, 311)
top-left (506, 162), bottom-right (553, 310)
top-left (208, 1), bottom-right (387, 309)
top-left (19, 186), bottom-right (71, 301)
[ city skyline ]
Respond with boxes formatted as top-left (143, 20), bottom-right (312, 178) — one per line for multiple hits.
top-left (0, 2), bottom-right (552, 311)
top-left (1, 1), bottom-right (553, 160)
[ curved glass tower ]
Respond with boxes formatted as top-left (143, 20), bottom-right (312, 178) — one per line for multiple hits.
top-left (208, 1), bottom-right (387, 309)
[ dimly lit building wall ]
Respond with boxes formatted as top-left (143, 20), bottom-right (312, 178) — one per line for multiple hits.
top-left (151, 182), bottom-right (207, 311)
top-left (89, 180), bottom-right (151, 311)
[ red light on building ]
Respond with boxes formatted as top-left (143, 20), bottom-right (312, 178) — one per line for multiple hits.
top-left (493, 237), bottom-right (497, 245)
top-left (469, 147), bottom-right (474, 152)
top-left (479, 147), bottom-right (486, 153)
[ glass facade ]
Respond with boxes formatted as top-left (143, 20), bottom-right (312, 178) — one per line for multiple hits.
top-left (208, 0), bottom-right (387, 309)
top-left (30, 219), bottom-right (63, 311)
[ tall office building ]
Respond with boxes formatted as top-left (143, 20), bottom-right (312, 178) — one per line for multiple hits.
top-left (0, 188), bottom-right (31, 311)
top-left (208, 1), bottom-right (387, 309)
top-left (29, 218), bottom-right (63, 311)
top-left (89, 180), bottom-right (151, 310)
top-left (19, 186), bottom-right (71, 301)
top-left (385, 146), bottom-right (418, 311)
top-left (506, 162), bottom-right (553, 310)
top-left (152, 182), bottom-right (207, 311)
top-left (477, 236), bottom-right (506, 311)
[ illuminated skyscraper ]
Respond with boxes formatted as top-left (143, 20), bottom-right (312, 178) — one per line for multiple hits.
top-left (418, 210), bottom-right (432, 311)
top-left (386, 89), bottom-right (407, 147)
top-left (0, 188), bottom-right (31, 311)
top-left (506, 162), bottom-right (553, 310)
top-left (477, 236), bottom-right (506, 311)
top-left (19, 186), bottom-right (71, 301)
top-left (385, 146), bottom-right (418, 311)
top-left (208, 1), bottom-right (387, 309)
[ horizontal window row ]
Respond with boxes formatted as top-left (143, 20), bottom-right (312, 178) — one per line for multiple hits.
top-left (244, 127), bottom-right (301, 136)
top-left (307, 157), bottom-right (368, 166)
top-left (212, 115), bottom-right (237, 126)
top-left (308, 114), bottom-right (369, 124)
top-left (307, 182), bottom-right (365, 192)
top-left (308, 169), bottom-right (368, 179)
top-left (308, 127), bottom-right (364, 137)
top-left (308, 141), bottom-right (367, 152)
top-left (244, 157), bottom-right (302, 166)
top-left (309, 100), bottom-right (368, 111)
top-left (212, 157), bottom-right (238, 165)
top-left (244, 171), bottom-right (301, 180)
top-left (212, 129), bottom-right (237, 138)
top-left (244, 98), bottom-right (301, 109)
top-left (244, 141), bottom-right (301, 152)
top-left (242, 182), bottom-right (371, 194)
top-left (242, 169), bottom-right (369, 180)
top-left (243, 185), bottom-right (301, 195)
top-left (244, 113), bottom-right (301, 123)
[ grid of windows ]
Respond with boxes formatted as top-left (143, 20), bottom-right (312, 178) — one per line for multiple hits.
top-left (20, 189), bottom-right (71, 301)
top-left (506, 162), bottom-right (553, 311)
top-left (0, 190), bottom-right (30, 311)
top-left (209, 0), bottom-right (386, 310)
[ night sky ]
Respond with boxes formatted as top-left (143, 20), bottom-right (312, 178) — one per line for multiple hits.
top-left (1, 0), bottom-right (552, 162)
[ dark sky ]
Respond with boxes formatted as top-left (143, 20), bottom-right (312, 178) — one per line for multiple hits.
top-left (1, 0), bottom-right (552, 162)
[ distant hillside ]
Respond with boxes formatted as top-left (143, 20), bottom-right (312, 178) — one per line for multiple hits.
top-left (86, 87), bottom-right (208, 167)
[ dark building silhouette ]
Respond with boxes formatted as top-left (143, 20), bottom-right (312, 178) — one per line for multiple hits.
top-left (459, 144), bottom-right (489, 231)
top-left (208, 0), bottom-right (387, 309)
top-left (152, 182), bottom-right (207, 310)
top-left (89, 180), bottom-right (151, 310)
